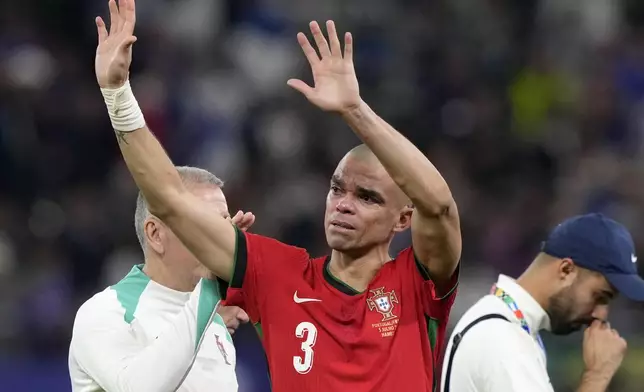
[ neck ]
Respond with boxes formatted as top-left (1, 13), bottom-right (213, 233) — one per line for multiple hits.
top-left (143, 257), bottom-right (199, 293)
top-left (516, 267), bottom-right (550, 311)
top-left (328, 244), bottom-right (391, 292)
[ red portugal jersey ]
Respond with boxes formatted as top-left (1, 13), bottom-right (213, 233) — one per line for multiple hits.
top-left (226, 228), bottom-right (458, 392)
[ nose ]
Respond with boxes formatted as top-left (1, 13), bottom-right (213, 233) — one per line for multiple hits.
top-left (592, 304), bottom-right (609, 321)
top-left (336, 195), bottom-right (356, 214)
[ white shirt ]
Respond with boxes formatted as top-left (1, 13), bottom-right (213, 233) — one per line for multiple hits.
top-left (440, 274), bottom-right (554, 392)
top-left (69, 265), bottom-right (237, 392)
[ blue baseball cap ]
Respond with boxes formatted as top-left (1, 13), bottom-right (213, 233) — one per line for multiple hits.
top-left (542, 213), bottom-right (644, 301)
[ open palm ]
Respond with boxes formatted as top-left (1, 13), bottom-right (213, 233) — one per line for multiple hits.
top-left (95, 0), bottom-right (137, 89)
top-left (287, 21), bottom-right (361, 114)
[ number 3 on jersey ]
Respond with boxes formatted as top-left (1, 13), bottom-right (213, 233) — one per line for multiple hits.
top-left (293, 321), bottom-right (318, 374)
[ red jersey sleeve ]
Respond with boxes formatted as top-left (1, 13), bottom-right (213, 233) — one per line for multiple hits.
top-left (396, 247), bottom-right (459, 319)
top-left (225, 227), bottom-right (309, 323)
top-left (396, 247), bottom-right (459, 373)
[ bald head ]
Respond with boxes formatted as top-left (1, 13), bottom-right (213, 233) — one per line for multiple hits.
top-left (324, 144), bottom-right (414, 253)
top-left (346, 144), bottom-right (378, 163)
top-left (338, 144), bottom-right (410, 209)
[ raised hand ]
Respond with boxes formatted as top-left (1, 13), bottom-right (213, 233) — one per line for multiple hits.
top-left (229, 210), bottom-right (256, 232)
top-left (582, 320), bottom-right (627, 380)
top-left (217, 306), bottom-right (250, 335)
top-left (95, 0), bottom-right (137, 89)
top-left (287, 21), bottom-right (361, 114)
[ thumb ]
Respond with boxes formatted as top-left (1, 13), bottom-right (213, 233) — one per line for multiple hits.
top-left (237, 308), bottom-right (250, 323)
top-left (287, 79), bottom-right (314, 97)
top-left (120, 35), bottom-right (138, 51)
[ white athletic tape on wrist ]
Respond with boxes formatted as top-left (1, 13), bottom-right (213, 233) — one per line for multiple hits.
top-left (101, 80), bottom-right (146, 132)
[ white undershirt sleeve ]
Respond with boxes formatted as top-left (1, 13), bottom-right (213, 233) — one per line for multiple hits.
top-left (70, 279), bottom-right (220, 392)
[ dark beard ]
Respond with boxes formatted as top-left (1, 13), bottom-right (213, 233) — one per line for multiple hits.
top-left (546, 286), bottom-right (593, 335)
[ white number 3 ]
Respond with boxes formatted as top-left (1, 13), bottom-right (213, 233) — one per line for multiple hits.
top-left (293, 321), bottom-right (318, 374)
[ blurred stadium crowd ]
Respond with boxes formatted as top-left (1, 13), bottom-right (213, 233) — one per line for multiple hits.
top-left (1, 0), bottom-right (644, 390)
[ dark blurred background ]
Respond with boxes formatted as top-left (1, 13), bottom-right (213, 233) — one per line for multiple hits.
top-left (1, 0), bottom-right (644, 390)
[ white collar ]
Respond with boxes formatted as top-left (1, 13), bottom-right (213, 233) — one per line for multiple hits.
top-left (147, 279), bottom-right (192, 306)
top-left (495, 274), bottom-right (551, 333)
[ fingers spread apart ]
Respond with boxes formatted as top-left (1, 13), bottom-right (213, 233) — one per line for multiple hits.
top-left (96, 17), bottom-right (108, 43)
top-left (101, 0), bottom-right (136, 39)
top-left (297, 20), bottom-right (353, 65)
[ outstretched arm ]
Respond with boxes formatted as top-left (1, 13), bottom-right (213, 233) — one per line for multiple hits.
top-left (288, 21), bottom-right (461, 291)
top-left (340, 102), bottom-right (460, 291)
top-left (94, 0), bottom-right (237, 280)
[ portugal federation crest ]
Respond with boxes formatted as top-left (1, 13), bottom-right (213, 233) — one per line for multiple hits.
top-left (367, 287), bottom-right (399, 321)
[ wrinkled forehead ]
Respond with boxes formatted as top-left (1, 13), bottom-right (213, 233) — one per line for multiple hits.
top-left (332, 155), bottom-right (395, 192)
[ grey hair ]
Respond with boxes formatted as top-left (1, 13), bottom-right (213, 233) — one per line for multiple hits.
top-left (134, 166), bottom-right (224, 255)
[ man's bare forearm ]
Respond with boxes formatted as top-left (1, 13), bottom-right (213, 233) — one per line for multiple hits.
top-left (114, 124), bottom-right (237, 281)
top-left (577, 371), bottom-right (612, 392)
top-left (340, 101), bottom-right (453, 215)
top-left (95, 0), bottom-right (236, 280)
top-left (115, 126), bottom-right (186, 218)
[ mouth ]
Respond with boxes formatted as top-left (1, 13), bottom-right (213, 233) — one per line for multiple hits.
top-left (330, 220), bottom-right (355, 230)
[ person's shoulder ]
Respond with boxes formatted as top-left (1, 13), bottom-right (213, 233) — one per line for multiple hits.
top-left (386, 247), bottom-right (416, 276)
top-left (392, 246), bottom-right (415, 262)
top-left (244, 231), bottom-right (311, 259)
top-left (390, 246), bottom-right (428, 274)
top-left (69, 287), bottom-right (137, 371)
top-left (309, 255), bottom-right (328, 267)
top-left (456, 293), bottom-right (500, 317)
top-left (452, 296), bottom-right (524, 351)
top-left (72, 287), bottom-right (126, 333)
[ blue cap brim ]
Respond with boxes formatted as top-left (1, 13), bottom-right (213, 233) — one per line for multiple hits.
top-left (604, 272), bottom-right (644, 301)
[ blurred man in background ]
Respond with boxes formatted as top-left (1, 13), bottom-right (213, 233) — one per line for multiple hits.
top-left (69, 165), bottom-right (252, 392)
top-left (442, 213), bottom-right (642, 392)
top-left (92, 0), bottom-right (460, 390)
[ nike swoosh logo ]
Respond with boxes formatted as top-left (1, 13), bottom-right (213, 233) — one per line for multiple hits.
top-left (293, 291), bottom-right (322, 304)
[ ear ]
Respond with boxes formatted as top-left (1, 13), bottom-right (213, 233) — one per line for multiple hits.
top-left (144, 216), bottom-right (165, 255)
top-left (393, 205), bottom-right (414, 233)
top-left (557, 257), bottom-right (578, 283)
